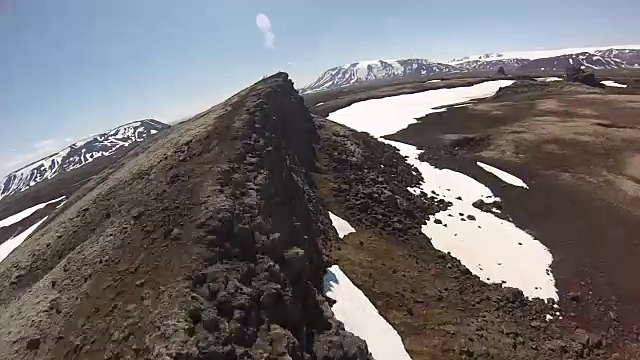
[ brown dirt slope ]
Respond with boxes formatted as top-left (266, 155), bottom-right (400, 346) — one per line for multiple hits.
top-left (0, 73), bottom-right (371, 360)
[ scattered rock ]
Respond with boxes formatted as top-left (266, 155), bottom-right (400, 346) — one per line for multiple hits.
top-left (573, 328), bottom-right (590, 346)
top-left (501, 322), bottom-right (518, 335)
top-left (26, 337), bottom-right (40, 350)
top-left (568, 292), bottom-right (581, 302)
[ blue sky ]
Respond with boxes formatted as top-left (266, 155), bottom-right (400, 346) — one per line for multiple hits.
top-left (0, 0), bottom-right (638, 176)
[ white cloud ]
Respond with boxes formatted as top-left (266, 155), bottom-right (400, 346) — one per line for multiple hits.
top-left (256, 13), bottom-right (275, 49)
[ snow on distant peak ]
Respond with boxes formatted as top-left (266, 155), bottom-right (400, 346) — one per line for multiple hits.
top-left (448, 45), bottom-right (640, 64)
top-left (0, 119), bottom-right (169, 201)
top-left (301, 58), bottom-right (460, 93)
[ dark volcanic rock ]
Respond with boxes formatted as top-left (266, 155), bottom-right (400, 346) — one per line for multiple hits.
top-left (565, 65), bottom-right (605, 88)
top-left (472, 199), bottom-right (511, 221)
top-left (185, 73), bottom-right (372, 360)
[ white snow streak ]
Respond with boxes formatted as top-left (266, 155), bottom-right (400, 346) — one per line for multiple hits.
top-left (328, 80), bottom-right (558, 300)
top-left (477, 161), bottom-right (528, 188)
top-left (328, 212), bottom-right (356, 238)
top-left (0, 196), bottom-right (64, 228)
top-left (324, 265), bottom-right (412, 360)
top-left (0, 216), bottom-right (48, 264)
top-left (601, 80), bottom-right (628, 88)
top-left (535, 77), bottom-right (563, 82)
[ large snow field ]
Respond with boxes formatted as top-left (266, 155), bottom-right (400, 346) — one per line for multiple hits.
top-left (328, 80), bottom-right (558, 300)
top-left (326, 80), bottom-right (515, 137)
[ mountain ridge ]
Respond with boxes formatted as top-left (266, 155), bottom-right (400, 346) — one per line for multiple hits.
top-left (302, 45), bottom-right (640, 93)
top-left (0, 119), bottom-right (169, 201)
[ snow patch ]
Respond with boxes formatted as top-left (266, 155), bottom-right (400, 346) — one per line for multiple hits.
top-left (535, 77), bottom-right (563, 82)
top-left (477, 162), bottom-right (528, 188)
top-left (328, 81), bottom-right (558, 300)
top-left (329, 80), bottom-right (515, 137)
top-left (328, 212), bottom-right (356, 238)
top-left (324, 265), bottom-right (412, 360)
top-left (601, 80), bottom-right (628, 88)
top-left (386, 140), bottom-right (556, 300)
top-left (0, 196), bottom-right (65, 228)
top-left (0, 216), bottom-right (48, 264)
top-left (427, 79), bottom-right (442, 83)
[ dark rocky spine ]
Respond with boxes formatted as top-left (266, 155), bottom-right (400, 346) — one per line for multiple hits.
top-left (185, 73), bottom-right (371, 360)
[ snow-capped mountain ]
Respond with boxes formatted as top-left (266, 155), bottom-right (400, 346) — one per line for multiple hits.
top-left (454, 58), bottom-right (531, 71)
top-left (0, 119), bottom-right (168, 200)
top-left (595, 48), bottom-right (640, 66)
top-left (517, 52), bottom-right (627, 72)
top-left (302, 45), bottom-right (640, 94)
top-left (301, 59), bottom-right (461, 93)
top-left (448, 45), bottom-right (640, 64)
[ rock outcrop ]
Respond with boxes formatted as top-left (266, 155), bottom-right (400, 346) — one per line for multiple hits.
top-left (183, 74), bottom-right (372, 359)
top-left (565, 65), bottom-right (604, 88)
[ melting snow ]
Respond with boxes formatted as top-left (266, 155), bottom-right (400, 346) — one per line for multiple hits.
top-left (535, 77), bottom-right (563, 82)
top-left (328, 80), bottom-right (558, 300)
top-left (601, 80), bottom-right (628, 88)
top-left (477, 162), bottom-right (528, 188)
top-left (328, 212), bottom-right (356, 238)
top-left (426, 79), bottom-right (442, 83)
top-left (0, 216), bottom-right (48, 264)
top-left (328, 80), bottom-right (515, 137)
top-left (385, 140), bottom-right (556, 300)
top-left (0, 196), bottom-right (65, 228)
top-left (324, 265), bottom-right (412, 360)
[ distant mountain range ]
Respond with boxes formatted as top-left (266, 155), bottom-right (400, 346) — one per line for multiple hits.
top-left (0, 119), bottom-right (168, 200)
top-left (302, 59), bottom-right (462, 93)
top-left (301, 45), bottom-right (640, 93)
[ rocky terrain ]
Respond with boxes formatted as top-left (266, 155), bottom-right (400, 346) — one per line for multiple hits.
top-left (2, 71), bottom-right (640, 359)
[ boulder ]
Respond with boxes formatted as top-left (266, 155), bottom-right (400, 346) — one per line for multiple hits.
top-left (564, 65), bottom-right (604, 88)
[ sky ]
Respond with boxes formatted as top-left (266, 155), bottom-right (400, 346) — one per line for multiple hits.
top-left (0, 0), bottom-right (638, 177)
